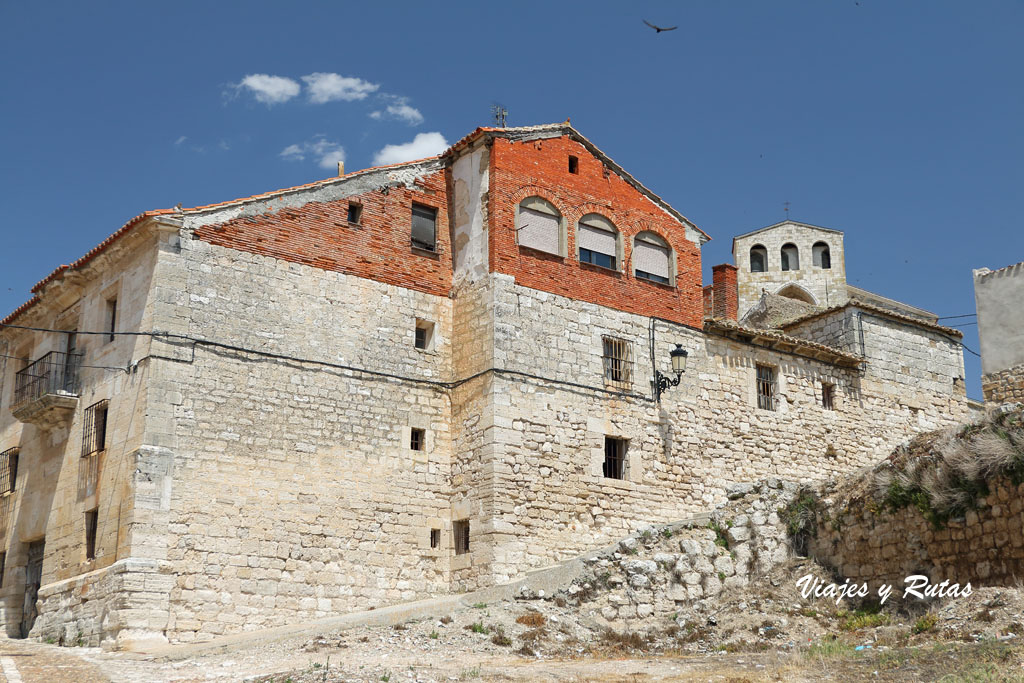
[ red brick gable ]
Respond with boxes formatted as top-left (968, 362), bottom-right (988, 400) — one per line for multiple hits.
top-left (487, 135), bottom-right (704, 328)
top-left (194, 169), bottom-right (452, 299)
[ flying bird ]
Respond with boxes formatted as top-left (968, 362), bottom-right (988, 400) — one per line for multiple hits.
top-left (643, 19), bottom-right (678, 33)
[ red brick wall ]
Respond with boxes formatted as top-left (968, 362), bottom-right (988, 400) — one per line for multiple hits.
top-left (487, 136), bottom-right (704, 327)
top-left (194, 170), bottom-right (452, 298)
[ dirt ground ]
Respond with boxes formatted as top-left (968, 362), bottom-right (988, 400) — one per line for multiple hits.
top-left (2, 558), bottom-right (1022, 682)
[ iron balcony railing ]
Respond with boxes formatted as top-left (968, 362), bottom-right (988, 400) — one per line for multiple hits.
top-left (13, 351), bottom-right (83, 407)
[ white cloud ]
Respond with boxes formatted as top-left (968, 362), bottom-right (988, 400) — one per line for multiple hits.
top-left (174, 135), bottom-right (188, 146)
top-left (235, 74), bottom-right (301, 104)
top-left (302, 72), bottom-right (379, 103)
top-left (280, 137), bottom-right (346, 169)
top-left (369, 96), bottom-right (424, 126)
top-left (373, 132), bottom-right (448, 165)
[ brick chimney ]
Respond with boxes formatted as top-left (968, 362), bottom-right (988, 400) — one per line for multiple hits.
top-left (702, 285), bottom-right (714, 318)
top-left (711, 263), bottom-right (738, 321)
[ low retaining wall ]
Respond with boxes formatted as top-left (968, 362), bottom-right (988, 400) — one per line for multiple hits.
top-left (31, 557), bottom-right (173, 649)
top-left (806, 476), bottom-right (1024, 590)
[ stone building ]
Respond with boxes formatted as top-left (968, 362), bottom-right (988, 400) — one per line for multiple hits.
top-left (0, 123), bottom-right (968, 648)
top-left (730, 220), bottom-right (939, 323)
top-left (974, 261), bottom-right (1024, 403)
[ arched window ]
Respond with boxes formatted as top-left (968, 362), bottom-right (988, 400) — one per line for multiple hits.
top-left (632, 232), bottom-right (673, 285)
top-left (780, 243), bottom-right (800, 271)
top-left (517, 196), bottom-right (564, 256)
top-left (577, 214), bottom-right (620, 270)
top-left (812, 241), bottom-right (831, 269)
top-left (749, 244), bottom-right (767, 273)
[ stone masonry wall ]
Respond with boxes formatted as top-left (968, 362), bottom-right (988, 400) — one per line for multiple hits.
top-left (807, 475), bottom-right (1024, 591)
top-left (733, 222), bottom-right (847, 318)
top-left (471, 275), bottom-right (967, 586)
top-left (983, 364), bottom-right (1024, 404)
top-left (151, 230), bottom-right (457, 642)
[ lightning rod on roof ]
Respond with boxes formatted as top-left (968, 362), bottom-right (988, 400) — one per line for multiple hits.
top-left (492, 104), bottom-right (508, 128)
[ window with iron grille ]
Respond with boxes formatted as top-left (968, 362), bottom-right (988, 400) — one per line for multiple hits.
top-left (411, 203), bottom-right (437, 252)
top-left (430, 528), bottom-right (440, 549)
top-left (822, 382), bottom-right (835, 410)
top-left (410, 428), bottom-right (425, 451)
top-left (85, 509), bottom-right (98, 561)
top-left (756, 365), bottom-right (776, 411)
top-left (603, 437), bottom-right (627, 480)
top-left (0, 449), bottom-right (18, 495)
top-left (82, 400), bottom-right (109, 457)
top-left (453, 520), bottom-right (470, 555)
top-left (601, 337), bottom-right (633, 390)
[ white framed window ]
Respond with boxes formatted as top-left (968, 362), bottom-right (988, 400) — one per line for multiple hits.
top-left (516, 197), bottom-right (564, 256)
top-left (632, 231), bottom-right (673, 285)
top-left (577, 214), bottom-right (619, 271)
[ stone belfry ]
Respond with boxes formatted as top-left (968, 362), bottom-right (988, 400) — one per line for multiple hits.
top-left (730, 220), bottom-right (848, 318)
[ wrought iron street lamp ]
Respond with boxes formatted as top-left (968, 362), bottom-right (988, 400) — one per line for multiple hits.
top-left (654, 344), bottom-right (688, 402)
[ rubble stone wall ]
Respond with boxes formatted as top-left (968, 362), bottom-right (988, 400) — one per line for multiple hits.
top-left (983, 364), bottom-right (1024, 404)
top-left (807, 475), bottom-right (1024, 591)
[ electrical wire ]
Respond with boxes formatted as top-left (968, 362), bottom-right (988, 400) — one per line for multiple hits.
top-left (936, 314), bottom-right (977, 320)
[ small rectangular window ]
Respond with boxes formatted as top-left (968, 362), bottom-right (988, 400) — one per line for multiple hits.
top-left (568, 155), bottom-right (579, 174)
top-left (85, 509), bottom-right (98, 560)
top-left (82, 400), bottom-right (109, 457)
top-left (822, 382), bottom-right (835, 410)
top-left (601, 337), bottom-right (632, 390)
top-left (410, 428), bottom-right (425, 451)
top-left (411, 203), bottom-right (437, 252)
top-left (347, 202), bottom-right (362, 224)
top-left (756, 365), bottom-right (776, 411)
top-left (453, 520), bottom-right (470, 555)
top-left (0, 448), bottom-right (18, 494)
top-left (430, 528), bottom-right (440, 549)
top-left (603, 437), bottom-right (627, 480)
top-left (414, 319), bottom-right (435, 351)
top-left (105, 298), bottom-right (118, 342)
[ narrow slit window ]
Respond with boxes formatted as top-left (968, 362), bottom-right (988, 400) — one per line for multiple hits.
top-left (601, 337), bottom-right (632, 390)
top-left (411, 203), bottom-right (437, 252)
top-left (105, 297), bottom-right (118, 342)
top-left (568, 155), bottom-right (579, 174)
top-left (756, 365), bottom-right (776, 411)
top-left (347, 202), bottom-right (362, 224)
top-left (85, 509), bottom-right (98, 560)
top-left (0, 448), bottom-right (19, 494)
top-left (82, 400), bottom-right (110, 457)
top-left (430, 528), bottom-right (440, 549)
top-left (822, 382), bottom-right (835, 410)
top-left (410, 428), bottom-right (425, 451)
top-left (453, 520), bottom-right (470, 555)
top-left (0, 552), bottom-right (5, 588)
top-left (603, 437), bottom-right (627, 480)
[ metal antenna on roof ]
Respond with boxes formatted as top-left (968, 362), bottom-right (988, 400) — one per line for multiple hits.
top-left (492, 104), bottom-right (508, 128)
top-left (784, 201), bottom-right (791, 220)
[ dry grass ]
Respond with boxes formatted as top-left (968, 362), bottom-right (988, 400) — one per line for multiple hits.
top-left (515, 612), bottom-right (546, 627)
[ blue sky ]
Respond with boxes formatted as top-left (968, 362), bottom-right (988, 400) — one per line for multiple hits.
top-left (1, 1), bottom-right (1021, 399)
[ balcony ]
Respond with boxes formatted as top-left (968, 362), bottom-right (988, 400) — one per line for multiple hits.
top-left (12, 351), bottom-right (82, 429)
